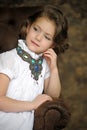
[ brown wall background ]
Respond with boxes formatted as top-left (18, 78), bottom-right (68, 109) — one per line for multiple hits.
top-left (0, 0), bottom-right (87, 130)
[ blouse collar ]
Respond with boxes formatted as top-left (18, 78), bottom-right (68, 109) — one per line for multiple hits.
top-left (18, 39), bottom-right (43, 60)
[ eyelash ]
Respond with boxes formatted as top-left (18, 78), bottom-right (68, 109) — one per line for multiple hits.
top-left (44, 35), bottom-right (51, 40)
top-left (33, 27), bottom-right (39, 32)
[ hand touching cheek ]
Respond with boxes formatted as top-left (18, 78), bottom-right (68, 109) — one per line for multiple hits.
top-left (43, 49), bottom-right (58, 72)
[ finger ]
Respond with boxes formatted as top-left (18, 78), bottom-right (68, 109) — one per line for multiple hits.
top-left (45, 48), bottom-right (55, 53)
top-left (44, 49), bottom-right (57, 56)
top-left (43, 53), bottom-right (52, 60)
top-left (44, 50), bottom-right (57, 59)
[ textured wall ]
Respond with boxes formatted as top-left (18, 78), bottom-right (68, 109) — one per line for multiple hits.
top-left (58, 3), bottom-right (87, 130)
top-left (0, 0), bottom-right (87, 130)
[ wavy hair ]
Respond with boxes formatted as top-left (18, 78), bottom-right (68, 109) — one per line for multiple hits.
top-left (19, 4), bottom-right (69, 55)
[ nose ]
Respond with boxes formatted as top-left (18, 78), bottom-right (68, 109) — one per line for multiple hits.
top-left (35, 33), bottom-right (43, 41)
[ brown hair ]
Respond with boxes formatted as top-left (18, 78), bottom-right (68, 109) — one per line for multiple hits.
top-left (19, 4), bottom-right (69, 55)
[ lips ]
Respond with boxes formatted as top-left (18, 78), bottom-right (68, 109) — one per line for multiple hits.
top-left (31, 40), bottom-right (40, 47)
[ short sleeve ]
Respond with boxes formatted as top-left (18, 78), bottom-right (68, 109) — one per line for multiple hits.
top-left (44, 60), bottom-right (50, 79)
top-left (0, 51), bottom-right (17, 79)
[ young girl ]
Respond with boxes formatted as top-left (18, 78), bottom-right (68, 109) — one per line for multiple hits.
top-left (0, 4), bottom-right (69, 130)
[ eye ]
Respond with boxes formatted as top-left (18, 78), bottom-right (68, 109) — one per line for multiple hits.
top-left (33, 26), bottom-right (40, 32)
top-left (44, 35), bottom-right (52, 41)
top-left (33, 27), bottom-right (37, 31)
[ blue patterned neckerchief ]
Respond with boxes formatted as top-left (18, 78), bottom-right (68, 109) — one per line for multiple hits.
top-left (16, 46), bottom-right (43, 81)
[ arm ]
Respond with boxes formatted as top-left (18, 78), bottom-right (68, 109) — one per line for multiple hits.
top-left (44, 49), bottom-right (61, 98)
top-left (0, 73), bottom-right (52, 112)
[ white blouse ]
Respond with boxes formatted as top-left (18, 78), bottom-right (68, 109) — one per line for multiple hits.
top-left (0, 39), bottom-right (50, 130)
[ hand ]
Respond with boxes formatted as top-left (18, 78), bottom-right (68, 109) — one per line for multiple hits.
top-left (32, 94), bottom-right (52, 109)
top-left (43, 49), bottom-right (58, 71)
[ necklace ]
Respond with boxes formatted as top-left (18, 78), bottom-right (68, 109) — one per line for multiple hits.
top-left (16, 46), bottom-right (43, 81)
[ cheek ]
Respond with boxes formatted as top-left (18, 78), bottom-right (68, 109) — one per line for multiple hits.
top-left (26, 27), bottom-right (33, 37)
top-left (43, 42), bottom-right (53, 50)
top-left (26, 31), bottom-right (32, 41)
top-left (47, 42), bottom-right (54, 49)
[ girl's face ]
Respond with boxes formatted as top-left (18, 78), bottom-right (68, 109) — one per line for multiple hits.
top-left (26, 17), bottom-right (56, 54)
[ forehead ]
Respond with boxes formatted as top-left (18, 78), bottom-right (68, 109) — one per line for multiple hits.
top-left (33, 17), bottom-right (56, 36)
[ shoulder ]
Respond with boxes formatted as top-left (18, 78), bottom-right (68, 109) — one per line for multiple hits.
top-left (0, 48), bottom-right (16, 57)
top-left (0, 48), bottom-right (17, 63)
top-left (0, 49), bottom-right (18, 79)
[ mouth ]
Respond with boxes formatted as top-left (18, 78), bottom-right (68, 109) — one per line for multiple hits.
top-left (31, 40), bottom-right (40, 47)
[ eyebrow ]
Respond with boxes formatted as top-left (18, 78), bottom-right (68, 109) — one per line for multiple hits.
top-left (34, 24), bottom-right (53, 38)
